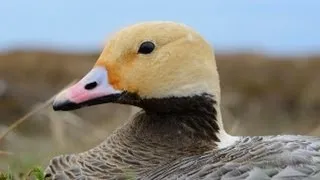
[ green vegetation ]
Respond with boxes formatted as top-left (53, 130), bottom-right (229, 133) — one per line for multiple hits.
top-left (0, 168), bottom-right (13, 180)
top-left (27, 166), bottom-right (45, 180)
top-left (0, 166), bottom-right (44, 180)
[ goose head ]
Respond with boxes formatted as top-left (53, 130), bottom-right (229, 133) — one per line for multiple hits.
top-left (53, 21), bottom-right (221, 111)
top-left (53, 21), bottom-right (239, 148)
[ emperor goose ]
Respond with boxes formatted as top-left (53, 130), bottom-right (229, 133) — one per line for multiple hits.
top-left (45, 21), bottom-right (320, 180)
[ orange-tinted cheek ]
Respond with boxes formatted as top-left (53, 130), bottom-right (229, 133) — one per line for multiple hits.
top-left (94, 59), bottom-right (107, 67)
top-left (106, 63), bottom-right (122, 90)
top-left (94, 53), bottom-right (137, 92)
top-left (94, 59), bottom-right (122, 90)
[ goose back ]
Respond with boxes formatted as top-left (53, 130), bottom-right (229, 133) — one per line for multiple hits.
top-left (143, 136), bottom-right (320, 180)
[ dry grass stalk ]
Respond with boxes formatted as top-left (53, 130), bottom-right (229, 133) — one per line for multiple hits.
top-left (0, 80), bottom-right (77, 143)
top-left (0, 150), bottom-right (13, 156)
top-left (308, 125), bottom-right (320, 136)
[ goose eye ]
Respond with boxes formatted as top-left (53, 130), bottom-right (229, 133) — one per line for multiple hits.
top-left (138, 41), bottom-right (155, 54)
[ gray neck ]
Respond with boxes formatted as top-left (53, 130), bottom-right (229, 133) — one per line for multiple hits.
top-left (81, 93), bottom-right (219, 176)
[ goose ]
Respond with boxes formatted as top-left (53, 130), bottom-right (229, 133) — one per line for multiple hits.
top-left (45, 21), bottom-right (320, 180)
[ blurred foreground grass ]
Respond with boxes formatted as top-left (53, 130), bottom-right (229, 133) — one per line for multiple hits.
top-left (0, 50), bottom-right (320, 178)
top-left (0, 166), bottom-right (44, 180)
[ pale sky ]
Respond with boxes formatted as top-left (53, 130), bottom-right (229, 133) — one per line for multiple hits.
top-left (1, 0), bottom-right (320, 54)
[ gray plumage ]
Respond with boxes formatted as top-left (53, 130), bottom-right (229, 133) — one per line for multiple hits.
top-left (45, 100), bottom-right (219, 180)
top-left (45, 21), bottom-right (320, 180)
top-left (142, 136), bottom-right (320, 180)
top-left (45, 105), bottom-right (320, 179)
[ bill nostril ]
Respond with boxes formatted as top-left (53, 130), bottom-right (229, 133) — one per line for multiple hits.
top-left (84, 81), bottom-right (98, 90)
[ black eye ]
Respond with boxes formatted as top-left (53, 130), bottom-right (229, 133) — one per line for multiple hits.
top-left (138, 41), bottom-right (155, 54)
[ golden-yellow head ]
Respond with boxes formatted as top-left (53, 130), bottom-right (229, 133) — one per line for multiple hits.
top-left (53, 21), bottom-right (220, 110)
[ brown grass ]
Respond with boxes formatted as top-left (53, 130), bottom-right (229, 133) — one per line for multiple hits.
top-left (0, 50), bottom-right (320, 174)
